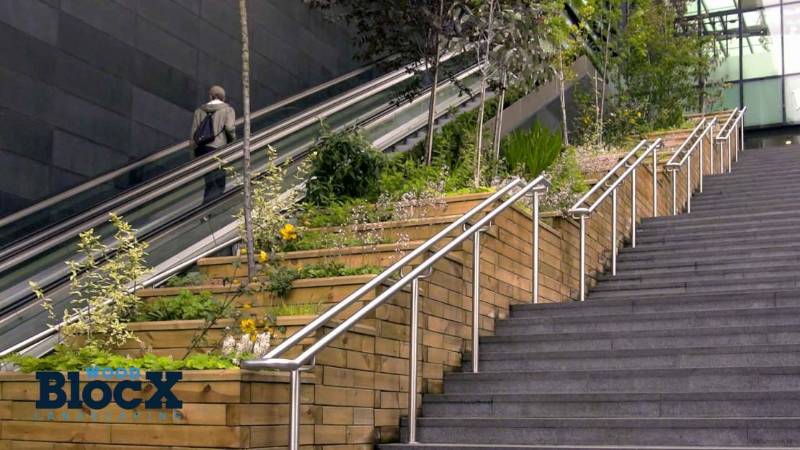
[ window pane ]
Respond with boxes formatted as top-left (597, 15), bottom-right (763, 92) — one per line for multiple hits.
top-left (741, 7), bottom-right (782, 79)
top-left (784, 75), bottom-right (800, 123)
top-left (743, 78), bottom-right (782, 126)
top-left (710, 35), bottom-right (741, 82)
top-left (740, 0), bottom-right (780, 10)
top-left (710, 83), bottom-right (741, 111)
top-left (784, 4), bottom-right (800, 74)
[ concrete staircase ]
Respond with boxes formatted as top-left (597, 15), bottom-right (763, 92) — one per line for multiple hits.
top-left (381, 146), bottom-right (800, 449)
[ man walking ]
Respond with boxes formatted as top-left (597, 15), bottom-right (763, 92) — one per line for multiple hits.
top-left (191, 85), bottom-right (236, 203)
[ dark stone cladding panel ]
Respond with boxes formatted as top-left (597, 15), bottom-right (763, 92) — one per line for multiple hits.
top-left (0, 0), bottom-right (358, 216)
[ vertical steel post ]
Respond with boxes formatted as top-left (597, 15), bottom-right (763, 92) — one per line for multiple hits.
top-left (611, 189), bottom-right (617, 276)
top-left (735, 121), bottom-right (740, 162)
top-left (579, 215), bottom-right (586, 301)
top-left (671, 170), bottom-right (677, 215)
top-left (652, 145), bottom-right (658, 217)
top-left (407, 277), bottom-right (420, 443)
top-left (631, 169), bottom-right (637, 248)
top-left (687, 155), bottom-right (692, 213)
top-left (472, 231), bottom-right (481, 372)
top-left (699, 134), bottom-right (704, 193)
top-left (289, 369), bottom-right (300, 450)
top-left (740, 116), bottom-right (745, 156)
top-left (711, 137), bottom-right (715, 175)
top-left (532, 192), bottom-right (540, 304)
top-left (727, 137), bottom-right (732, 173)
top-left (719, 139), bottom-right (724, 173)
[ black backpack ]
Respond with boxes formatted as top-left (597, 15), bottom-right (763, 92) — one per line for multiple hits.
top-left (193, 110), bottom-right (220, 147)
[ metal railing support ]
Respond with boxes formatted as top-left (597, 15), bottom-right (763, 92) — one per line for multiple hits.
top-left (728, 132), bottom-right (733, 173)
top-left (611, 190), bottom-right (617, 276)
top-left (686, 154), bottom-right (692, 213)
top-left (532, 192), bottom-right (540, 304)
top-left (289, 369), bottom-right (301, 450)
top-left (719, 138), bottom-right (725, 173)
top-left (407, 277), bottom-right (421, 443)
top-left (579, 215), bottom-right (586, 301)
top-left (653, 145), bottom-right (658, 217)
top-left (699, 136), bottom-right (704, 193)
top-left (472, 229), bottom-right (483, 373)
top-left (671, 169), bottom-right (678, 215)
top-left (631, 170), bottom-right (637, 247)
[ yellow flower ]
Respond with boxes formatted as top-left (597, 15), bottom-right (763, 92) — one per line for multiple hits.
top-left (279, 223), bottom-right (298, 241)
top-left (259, 250), bottom-right (268, 264)
top-left (248, 332), bottom-right (258, 343)
top-left (240, 318), bottom-right (257, 335)
top-left (239, 247), bottom-right (247, 255)
top-left (242, 302), bottom-right (252, 310)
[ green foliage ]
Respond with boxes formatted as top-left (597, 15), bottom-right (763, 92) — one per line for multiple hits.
top-left (282, 229), bottom-right (389, 252)
top-left (305, 128), bottom-right (386, 206)
top-left (29, 214), bottom-right (149, 352)
top-left (238, 144), bottom-right (302, 253)
top-left (2, 345), bottom-right (238, 373)
top-left (263, 262), bottom-right (383, 299)
top-left (164, 272), bottom-right (204, 287)
top-left (542, 147), bottom-right (589, 212)
top-left (134, 290), bottom-right (230, 322)
top-left (299, 199), bottom-right (393, 228)
top-left (502, 121), bottom-right (563, 178)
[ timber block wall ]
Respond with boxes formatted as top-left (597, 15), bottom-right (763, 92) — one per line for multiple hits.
top-left (0, 370), bottom-right (316, 449)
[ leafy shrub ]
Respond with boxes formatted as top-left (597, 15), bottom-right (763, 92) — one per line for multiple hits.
top-left (541, 147), bottom-right (589, 212)
top-left (165, 272), bottom-right (204, 287)
top-left (134, 290), bottom-right (229, 322)
top-left (305, 128), bottom-right (386, 205)
top-left (263, 262), bottom-right (383, 298)
top-left (282, 229), bottom-right (389, 252)
top-left (299, 199), bottom-right (393, 228)
top-left (29, 214), bottom-right (149, 352)
top-left (2, 345), bottom-right (238, 372)
top-left (502, 121), bottom-right (563, 179)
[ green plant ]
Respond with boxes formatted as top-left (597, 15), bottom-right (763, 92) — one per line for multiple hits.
top-left (29, 214), bottom-right (149, 352)
top-left (164, 272), bottom-right (204, 287)
top-left (2, 345), bottom-right (239, 373)
top-left (262, 262), bottom-right (383, 299)
top-left (305, 127), bottom-right (386, 206)
top-left (134, 290), bottom-right (229, 322)
top-left (502, 121), bottom-right (563, 179)
top-left (541, 147), bottom-right (589, 212)
top-left (282, 229), bottom-right (389, 252)
top-left (298, 199), bottom-right (393, 228)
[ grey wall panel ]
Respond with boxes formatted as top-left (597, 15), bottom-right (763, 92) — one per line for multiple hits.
top-left (0, 0), bottom-right (358, 217)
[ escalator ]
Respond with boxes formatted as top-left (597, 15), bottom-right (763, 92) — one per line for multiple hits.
top-left (0, 56), bottom-right (483, 357)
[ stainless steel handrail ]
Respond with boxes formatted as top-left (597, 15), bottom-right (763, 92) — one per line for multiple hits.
top-left (568, 139), bottom-right (662, 301)
top-left (666, 117), bottom-right (717, 214)
top-left (716, 107), bottom-right (747, 173)
top-left (242, 176), bottom-right (550, 449)
top-left (0, 63), bottom-right (380, 229)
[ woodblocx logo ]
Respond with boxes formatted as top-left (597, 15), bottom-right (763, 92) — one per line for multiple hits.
top-left (32, 367), bottom-right (183, 422)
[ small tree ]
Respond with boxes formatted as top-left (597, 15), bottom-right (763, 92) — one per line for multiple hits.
top-left (308, 0), bottom-right (462, 165)
top-left (455, 0), bottom-right (555, 184)
top-left (239, 0), bottom-right (256, 280)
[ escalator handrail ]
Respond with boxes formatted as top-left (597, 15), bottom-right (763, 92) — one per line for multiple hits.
top-left (0, 55), bottom-right (459, 267)
top-left (0, 64), bottom-right (483, 358)
top-left (0, 63), bottom-right (380, 230)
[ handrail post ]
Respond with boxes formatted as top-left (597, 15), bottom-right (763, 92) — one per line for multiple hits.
top-left (532, 191), bottom-right (540, 304)
top-left (579, 215), bottom-right (586, 301)
top-left (710, 127), bottom-right (716, 175)
top-left (630, 169), bottom-right (637, 247)
top-left (687, 153), bottom-right (692, 213)
top-left (699, 133), bottom-right (704, 193)
top-left (652, 144), bottom-right (658, 217)
top-left (671, 169), bottom-right (677, 215)
top-left (472, 228), bottom-right (487, 372)
top-left (727, 132), bottom-right (733, 173)
top-left (407, 276), bottom-right (421, 443)
top-left (289, 369), bottom-right (301, 450)
top-left (719, 138), bottom-right (724, 173)
top-left (611, 190), bottom-right (617, 275)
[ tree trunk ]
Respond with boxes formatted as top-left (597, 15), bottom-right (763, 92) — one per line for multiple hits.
top-left (239, 0), bottom-right (255, 281)
top-left (491, 70), bottom-right (507, 179)
top-left (599, 20), bottom-right (612, 145)
top-left (424, 0), bottom-right (445, 166)
top-left (558, 51), bottom-right (569, 146)
top-left (473, 77), bottom-right (487, 187)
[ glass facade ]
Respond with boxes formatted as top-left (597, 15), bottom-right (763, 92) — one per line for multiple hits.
top-left (688, 0), bottom-right (800, 127)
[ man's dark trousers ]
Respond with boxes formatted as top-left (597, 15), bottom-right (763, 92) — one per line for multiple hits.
top-left (195, 145), bottom-right (226, 203)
